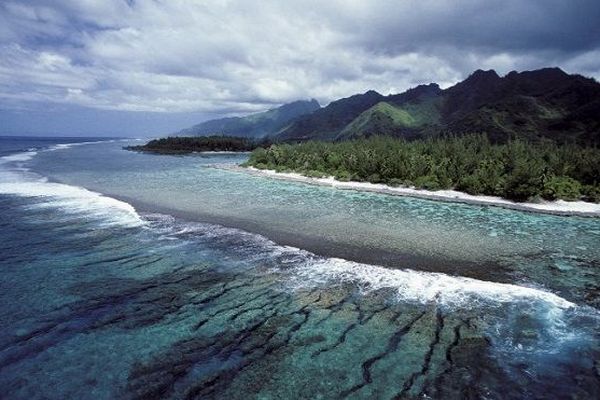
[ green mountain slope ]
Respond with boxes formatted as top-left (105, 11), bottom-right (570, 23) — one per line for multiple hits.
top-left (337, 102), bottom-right (421, 139)
top-left (337, 88), bottom-right (444, 140)
top-left (275, 90), bottom-right (385, 141)
top-left (178, 99), bottom-right (320, 138)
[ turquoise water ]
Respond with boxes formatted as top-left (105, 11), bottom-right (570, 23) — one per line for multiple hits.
top-left (0, 138), bottom-right (599, 399)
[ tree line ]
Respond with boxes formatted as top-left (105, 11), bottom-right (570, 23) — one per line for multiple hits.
top-left (244, 134), bottom-right (600, 203)
top-left (125, 136), bottom-right (269, 154)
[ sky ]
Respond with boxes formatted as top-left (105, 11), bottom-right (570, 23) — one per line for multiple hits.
top-left (1, 0), bottom-right (599, 137)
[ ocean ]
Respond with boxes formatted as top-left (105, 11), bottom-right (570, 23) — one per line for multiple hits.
top-left (0, 137), bottom-right (598, 399)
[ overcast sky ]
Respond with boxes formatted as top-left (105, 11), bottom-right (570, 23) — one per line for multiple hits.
top-left (1, 0), bottom-right (599, 137)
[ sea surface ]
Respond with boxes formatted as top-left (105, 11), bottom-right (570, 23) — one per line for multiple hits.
top-left (0, 137), bottom-right (599, 399)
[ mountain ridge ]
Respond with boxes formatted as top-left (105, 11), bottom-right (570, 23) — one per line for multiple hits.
top-left (177, 99), bottom-right (320, 138)
top-left (177, 67), bottom-right (600, 145)
top-left (276, 67), bottom-right (600, 144)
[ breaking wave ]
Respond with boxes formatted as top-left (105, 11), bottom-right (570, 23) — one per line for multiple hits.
top-left (0, 144), bottom-right (143, 228)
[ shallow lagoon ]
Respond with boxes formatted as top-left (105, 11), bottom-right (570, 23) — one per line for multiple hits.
top-left (0, 138), bottom-right (599, 399)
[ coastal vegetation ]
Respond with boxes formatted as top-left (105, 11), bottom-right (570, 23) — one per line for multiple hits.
top-left (125, 136), bottom-right (268, 154)
top-left (244, 134), bottom-right (600, 203)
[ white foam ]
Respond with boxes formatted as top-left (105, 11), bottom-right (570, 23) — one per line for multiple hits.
top-left (290, 257), bottom-right (576, 310)
top-left (0, 151), bottom-right (37, 164)
top-left (149, 210), bottom-right (577, 312)
top-left (0, 180), bottom-right (144, 227)
top-left (0, 143), bottom-right (143, 228)
top-left (47, 139), bottom-right (119, 152)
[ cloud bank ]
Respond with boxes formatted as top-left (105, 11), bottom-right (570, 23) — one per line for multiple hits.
top-left (1, 0), bottom-right (599, 134)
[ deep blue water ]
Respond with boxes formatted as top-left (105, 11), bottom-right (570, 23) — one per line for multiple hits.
top-left (0, 137), bottom-right (599, 399)
top-left (0, 136), bottom-right (115, 157)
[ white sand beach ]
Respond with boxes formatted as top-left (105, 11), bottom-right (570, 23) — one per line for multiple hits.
top-left (218, 165), bottom-right (600, 217)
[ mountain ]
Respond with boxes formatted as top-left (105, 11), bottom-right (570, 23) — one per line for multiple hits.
top-left (337, 84), bottom-right (443, 140)
top-left (276, 90), bottom-right (385, 141)
top-left (442, 68), bottom-right (600, 143)
top-left (274, 68), bottom-right (600, 145)
top-left (178, 99), bottom-right (320, 138)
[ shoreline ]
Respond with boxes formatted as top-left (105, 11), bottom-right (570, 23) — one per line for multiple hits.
top-left (217, 164), bottom-right (600, 218)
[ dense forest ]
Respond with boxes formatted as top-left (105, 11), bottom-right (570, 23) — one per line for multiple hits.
top-left (244, 134), bottom-right (600, 203)
top-left (125, 136), bottom-right (267, 154)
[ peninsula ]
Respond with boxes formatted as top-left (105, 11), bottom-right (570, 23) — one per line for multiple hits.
top-left (125, 136), bottom-right (268, 154)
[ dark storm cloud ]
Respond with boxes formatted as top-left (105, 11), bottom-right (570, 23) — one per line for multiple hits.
top-left (336, 0), bottom-right (600, 54)
top-left (0, 0), bottom-right (599, 136)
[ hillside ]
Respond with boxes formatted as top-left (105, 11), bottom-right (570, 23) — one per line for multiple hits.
top-left (337, 86), bottom-right (443, 140)
top-left (275, 68), bottom-right (600, 145)
top-left (178, 99), bottom-right (320, 138)
top-left (275, 90), bottom-right (385, 141)
top-left (442, 68), bottom-right (600, 143)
